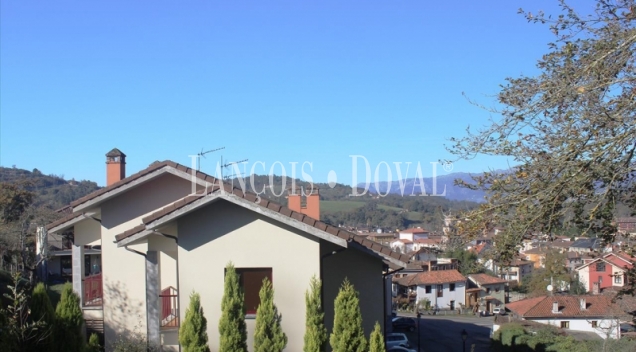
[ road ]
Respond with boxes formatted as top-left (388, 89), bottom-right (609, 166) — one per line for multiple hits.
top-left (397, 314), bottom-right (494, 352)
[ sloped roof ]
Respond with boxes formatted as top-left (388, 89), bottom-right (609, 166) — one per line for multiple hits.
top-left (506, 295), bottom-right (624, 318)
top-left (399, 228), bottom-right (429, 234)
top-left (106, 148), bottom-right (126, 157)
top-left (570, 237), bottom-right (601, 249)
top-left (395, 269), bottom-right (465, 286)
top-left (468, 273), bottom-right (508, 286)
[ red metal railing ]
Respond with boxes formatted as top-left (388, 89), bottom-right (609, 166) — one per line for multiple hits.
top-left (160, 286), bottom-right (179, 328)
top-left (83, 274), bottom-right (103, 307)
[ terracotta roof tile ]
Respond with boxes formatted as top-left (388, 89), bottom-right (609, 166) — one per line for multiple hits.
top-left (45, 211), bottom-right (83, 230)
top-left (468, 273), bottom-right (508, 286)
top-left (114, 224), bottom-right (146, 242)
top-left (396, 269), bottom-right (465, 286)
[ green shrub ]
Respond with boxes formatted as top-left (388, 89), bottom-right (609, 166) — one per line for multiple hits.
top-left (303, 276), bottom-right (327, 352)
top-left (329, 278), bottom-right (367, 352)
top-left (179, 292), bottom-right (210, 352)
top-left (254, 277), bottom-right (287, 352)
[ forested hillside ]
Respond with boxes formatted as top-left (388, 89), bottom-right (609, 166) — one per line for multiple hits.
top-left (231, 174), bottom-right (480, 231)
top-left (0, 167), bottom-right (100, 211)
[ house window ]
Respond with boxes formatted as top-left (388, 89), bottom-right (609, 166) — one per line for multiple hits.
top-left (495, 286), bottom-right (500, 293)
top-left (450, 283), bottom-right (456, 292)
top-left (560, 321), bottom-right (569, 329)
top-left (437, 285), bottom-right (443, 297)
top-left (615, 275), bottom-right (622, 284)
top-left (425, 285), bottom-right (432, 294)
top-left (596, 263), bottom-right (606, 272)
top-left (486, 288), bottom-right (491, 294)
top-left (591, 321), bottom-right (598, 328)
top-left (450, 300), bottom-right (455, 310)
top-left (234, 268), bottom-right (272, 315)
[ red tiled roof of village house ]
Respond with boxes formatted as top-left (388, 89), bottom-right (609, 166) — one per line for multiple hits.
top-left (400, 227), bottom-right (429, 234)
top-left (393, 239), bottom-right (413, 244)
top-left (506, 295), bottom-right (624, 318)
top-left (612, 251), bottom-right (636, 263)
top-left (468, 273), bottom-right (508, 286)
top-left (468, 243), bottom-right (491, 256)
top-left (396, 269), bottom-right (465, 286)
top-left (604, 256), bottom-right (633, 269)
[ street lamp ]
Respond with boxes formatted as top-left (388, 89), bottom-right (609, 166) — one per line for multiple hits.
top-left (461, 329), bottom-right (468, 352)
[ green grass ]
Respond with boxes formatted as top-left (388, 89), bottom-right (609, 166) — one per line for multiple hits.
top-left (320, 200), bottom-right (405, 214)
top-left (320, 200), bottom-right (367, 213)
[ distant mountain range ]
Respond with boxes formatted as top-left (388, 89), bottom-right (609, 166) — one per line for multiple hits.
top-left (358, 172), bottom-right (486, 202)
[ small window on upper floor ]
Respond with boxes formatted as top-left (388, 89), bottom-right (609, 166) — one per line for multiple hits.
top-left (234, 268), bottom-right (272, 316)
top-left (596, 262), bottom-right (606, 272)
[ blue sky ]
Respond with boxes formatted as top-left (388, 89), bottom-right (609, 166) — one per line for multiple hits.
top-left (1, 0), bottom-right (578, 186)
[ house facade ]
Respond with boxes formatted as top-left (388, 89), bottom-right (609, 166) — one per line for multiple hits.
top-left (45, 150), bottom-right (410, 351)
top-left (574, 252), bottom-right (634, 293)
top-left (398, 228), bottom-right (429, 242)
top-left (466, 274), bottom-right (508, 314)
top-left (395, 269), bottom-right (466, 311)
top-left (505, 295), bottom-right (626, 339)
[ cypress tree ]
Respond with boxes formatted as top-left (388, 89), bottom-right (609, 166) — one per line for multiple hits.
top-left (218, 262), bottom-right (247, 352)
top-left (86, 333), bottom-right (101, 352)
top-left (31, 282), bottom-right (55, 348)
top-left (303, 276), bottom-right (327, 352)
top-left (54, 283), bottom-right (84, 352)
top-left (179, 292), bottom-right (210, 352)
top-left (329, 278), bottom-right (367, 352)
top-left (369, 321), bottom-right (386, 352)
top-left (254, 277), bottom-right (287, 352)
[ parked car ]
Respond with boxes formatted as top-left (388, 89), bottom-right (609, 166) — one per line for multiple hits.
top-left (392, 317), bottom-right (416, 332)
top-left (388, 346), bottom-right (416, 352)
top-left (620, 323), bottom-right (636, 333)
top-left (386, 333), bottom-right (410, 349)
top-left (493, 307), bottom-right (506, 315)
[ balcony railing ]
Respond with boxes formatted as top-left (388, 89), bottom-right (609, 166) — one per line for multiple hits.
top-left (160, 286), bottom-right (179, 328)
top-left (83, 273), bottom-right (103, 307)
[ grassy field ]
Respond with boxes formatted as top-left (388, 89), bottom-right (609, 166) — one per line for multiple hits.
top-left (320, 200), bottom-right (404, 214)
top-left (320, 200), bottom-right (367, 213)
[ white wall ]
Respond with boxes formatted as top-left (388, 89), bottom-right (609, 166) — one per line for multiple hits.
top-left (98, 173), bottom-right (193, 349)
top-left (530, 318), bottom-right (620, 339)
top-left (416, 281), bottom-right (466, 309)
top-left (177, 200), bottom-right (321, 352)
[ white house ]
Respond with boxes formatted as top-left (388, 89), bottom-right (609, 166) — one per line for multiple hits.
top-left (395, 269), bottom-right (466, 311)
top-left (505, 295), bottom-right (626, 339)
top-left (398, 228), bottom-right (429, 242)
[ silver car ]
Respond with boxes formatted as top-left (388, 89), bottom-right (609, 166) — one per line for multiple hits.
top-left (386, 333), bottom-right (410, 349)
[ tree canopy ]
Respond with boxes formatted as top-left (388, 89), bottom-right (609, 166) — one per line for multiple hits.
top-left (449, 0), bottom-right (636, 265)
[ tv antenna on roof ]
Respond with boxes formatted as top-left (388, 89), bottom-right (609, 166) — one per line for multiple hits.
top-left (196, 147), bottom-right (225, 170)
top-left (221, 157), bottom-right (249, 180)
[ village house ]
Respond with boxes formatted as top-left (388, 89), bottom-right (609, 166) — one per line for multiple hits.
top-left (485, 257), bottom-right (534, 286)
top-left (398, 227), bottom-right (429, 241)
top-left (504, 295), bottom-right (627, 339)
top-left (569, 237), bottom-right (603, 254)
top-left (44, 149), bottom-right (410, 351)
top-left (616, 217), bottom-right (636, 236)
top-left (574, 252), bottom-right (635, 294)
top-left (395, 269), bottom-right (466, 311)
top-left (466, 274), bottom-right (508, 315)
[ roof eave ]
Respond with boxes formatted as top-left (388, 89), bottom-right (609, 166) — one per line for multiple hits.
top-left (74, 167), bottom-right (209, 213)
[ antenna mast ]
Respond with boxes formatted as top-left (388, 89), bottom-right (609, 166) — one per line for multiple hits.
top-left (197, 147), bottom-right (225, 170)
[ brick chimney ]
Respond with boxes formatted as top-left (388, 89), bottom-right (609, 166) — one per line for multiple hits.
top-left (106, 148), bottom-right (126, 186)
top-left (287, 185), bottom-right (320, 220)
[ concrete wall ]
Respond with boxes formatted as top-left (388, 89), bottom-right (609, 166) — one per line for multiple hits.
top-left (99, 173), bottom-right (193, 349)
top-left (177, 200), bottom-right (321, 352)
top-left (321, 241), bottom-right (385, 339)
top-left (578, 266), bottom-right (590, 292)
top-left (75, 220), bottom-right (101, 246)
top-left (416, 281), bottom-right (466, 309)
